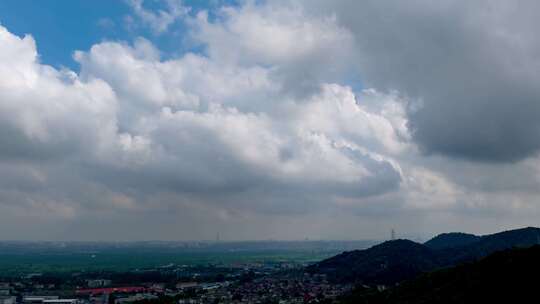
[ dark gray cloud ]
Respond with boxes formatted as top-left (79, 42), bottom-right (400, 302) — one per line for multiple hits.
top-left (303, 0), bottom-right (540, 162)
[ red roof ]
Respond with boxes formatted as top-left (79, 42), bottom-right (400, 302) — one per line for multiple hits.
top-left (76, 287), bottom-right (146, 295)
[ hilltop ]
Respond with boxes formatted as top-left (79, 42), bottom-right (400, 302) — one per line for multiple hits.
top-left (424, 232), bottom-right (480, 250)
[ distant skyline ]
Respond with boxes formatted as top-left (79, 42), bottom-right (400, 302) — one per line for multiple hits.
top-left (1, 0), bottom-right (540, 241)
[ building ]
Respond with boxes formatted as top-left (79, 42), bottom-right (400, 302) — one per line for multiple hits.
top-left (115, 294), bottom-right (158, 304)
top-left (43, 300), bottom-right (79, 304)
top-left (23, 296), bottom-right (59, 304)
top-left (176, 282), bottom-right (198, 290)
top-left (87, 280), bottom-right (112, 288)
top-left (0, 296), bottom-right (16, 304)
top-left (23, 296), bottom-right (79, 304)
top-left (76, 287), bottom-right (146, 296)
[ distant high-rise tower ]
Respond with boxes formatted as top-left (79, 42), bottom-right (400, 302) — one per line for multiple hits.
top-left (216, 232), bottom-right (220, 242)
top-left (391, 228), bottom-right (396, 240)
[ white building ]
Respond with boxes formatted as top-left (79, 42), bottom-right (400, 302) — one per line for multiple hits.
top-left (0, 296), bottom-right (16, 304)
top-left (23, 297), bottom-right (79, 304)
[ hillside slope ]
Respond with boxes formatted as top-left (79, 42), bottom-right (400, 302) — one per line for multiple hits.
top-left (308, 227), bottom-right (540, 285)
top-left (307, 240), bottom-right (438, 284)
top-left (438, 227), bottom-right (540, 266)
top-left (424, 232), bottom-right (480, 250)
top-left (342, 245), bottom-right (540, 303)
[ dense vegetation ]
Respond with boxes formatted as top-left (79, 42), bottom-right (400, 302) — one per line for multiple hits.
top-left (307, 240), bottom-right (439, 285)
top-left (308, 227), bottom-right (540, 285)
top-left (342, 245), bottom-right (540, 303)
top-left (0, 250), bottom-right (335, 276)
top-left (0, 240), bottom-right (376, 276)
top-left (423, 232), bottom-right (480, 250)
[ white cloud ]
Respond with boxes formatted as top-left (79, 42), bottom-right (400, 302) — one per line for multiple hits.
top-left (0, 26), bottom-right (118, 159)
top-left (191, 2), bottom-right (353, 66)
top-left (3, 0), bottom-right (540, 240)
top-left (127, 0), bottom-right (189, 34)
top-left (190, 2), bottom-right (355, 96)
top-left (0, 15), bottom-right (408, 227)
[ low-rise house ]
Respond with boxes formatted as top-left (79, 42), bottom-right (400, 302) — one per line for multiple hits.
top-left (176, 282), bottom-right (198, 290)
top-left (115, 293), bottom-right (158, 304)
top-left (0, 296), bottom-right (16, 304)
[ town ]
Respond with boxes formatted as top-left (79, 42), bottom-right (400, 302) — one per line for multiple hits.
top-left (0, 262), bottom-right (352, 304)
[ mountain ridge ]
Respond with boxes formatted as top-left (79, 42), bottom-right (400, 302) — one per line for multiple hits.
top-left (341, 245), bottom-right (540, 303)
top-left (307, 227), bottom-right (540, 285)
top-left (424, 232), bottom-right (480, 250)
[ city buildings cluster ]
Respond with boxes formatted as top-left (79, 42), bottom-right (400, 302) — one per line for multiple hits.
top-left (0, 263), bottom-right (351, 304)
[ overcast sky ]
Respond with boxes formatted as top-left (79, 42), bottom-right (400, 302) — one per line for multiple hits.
top-left (1, 0), bottom-right (540, 241)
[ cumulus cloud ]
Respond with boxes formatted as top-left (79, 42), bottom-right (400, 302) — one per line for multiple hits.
top-left (2, 0), bottom-right (540, 240)
top-left (0, 26), bottom-right (118, 161)
top-left (190, 1), bottom-right (355, 96)
top-left (0, 16), bottom-right (408, 239)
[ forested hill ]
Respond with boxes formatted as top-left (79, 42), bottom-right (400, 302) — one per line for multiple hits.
top-left (423, 232), bottom-right (480, 250)
top-left (307, 227), bottom-right (540, 285)
top-left (341, 245), bottom-right (540, 303)
top-left (306, 240), bottom-right (439, 285)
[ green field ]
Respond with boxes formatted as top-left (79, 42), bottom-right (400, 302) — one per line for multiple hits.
top-left (0, 240), bottom-right (376, 276)
top-left (0, 250), bottom-right (338, 275)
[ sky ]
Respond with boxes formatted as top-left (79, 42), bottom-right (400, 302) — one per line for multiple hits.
top-left (1, 0), bottom-right (540, 241)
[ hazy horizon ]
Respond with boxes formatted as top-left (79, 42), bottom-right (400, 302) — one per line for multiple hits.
top-left (0, 226), bottom-right (532, 243)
